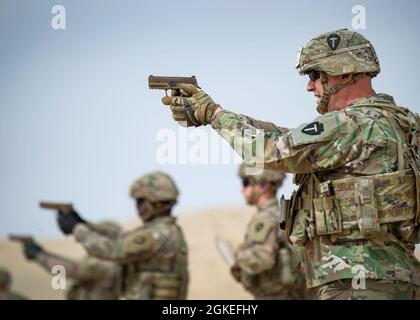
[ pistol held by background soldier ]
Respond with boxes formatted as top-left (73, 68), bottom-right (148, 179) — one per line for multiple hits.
top-left (158, 29), bottom-right (420, 300)
top-left (56, 172), bottom-right (189, 300)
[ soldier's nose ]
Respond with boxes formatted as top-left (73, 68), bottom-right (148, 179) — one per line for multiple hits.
top-left (307, 79), bottom-right (315, 92)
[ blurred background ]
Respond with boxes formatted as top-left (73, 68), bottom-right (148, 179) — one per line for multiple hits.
top-left (0, 0), bottom-right (419, 299)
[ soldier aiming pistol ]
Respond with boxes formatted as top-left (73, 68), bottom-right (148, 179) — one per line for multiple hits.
top-left (148, 75), bottom-right (199, 95)
top-left (39, 201), bottom-right (73, 214)
top-left (8, 235), bottom-right (35, 245)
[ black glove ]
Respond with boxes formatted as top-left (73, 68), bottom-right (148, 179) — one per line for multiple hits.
top-left (57, 209), bottom-right (86, 235)
top-left (23, 241), bottom-right (43, 260)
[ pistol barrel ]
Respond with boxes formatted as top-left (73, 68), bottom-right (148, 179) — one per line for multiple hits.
top-left (148, 75), bottom-right (199, 90)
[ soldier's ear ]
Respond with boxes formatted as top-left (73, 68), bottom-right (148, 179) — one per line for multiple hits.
top-left (341, 73), bottom-right (353, 82)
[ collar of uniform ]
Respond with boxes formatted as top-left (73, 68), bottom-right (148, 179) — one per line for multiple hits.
top-left (346, 93), bottom-right (396, 109)
top-left (257, 198), bottom-right (279, 212)
top-left (148, 215), bottom-right (176, 225)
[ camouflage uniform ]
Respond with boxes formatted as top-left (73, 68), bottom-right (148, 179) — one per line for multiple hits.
top-left (233, 165), bottom-right (309, 299)
top-left (0, 267), bottom-right (28, 300)
top-left (161, 30), bottom-right (420, 299)
top-left (210, 31), bottom-right (420, 300)
top-left (29, 221), bottom-right (122, 300)
top-left (73, 172), bottom-right (189, 300)
top-left (35, 252), bottom-right (121, 300)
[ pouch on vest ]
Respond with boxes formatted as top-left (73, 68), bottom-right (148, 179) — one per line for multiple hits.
top-left (355, 178), bottom-right (380, 236)
top-left (313, 181), bottom-right (343, 235)
top-left (313, 196), bottom-right (343, 235)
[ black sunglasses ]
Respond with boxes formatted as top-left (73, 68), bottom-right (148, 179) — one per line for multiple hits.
top-left (242, 178), bottom-right (251, 188)
top-left (308, 70), bottom-right (321, 81)
top-left (136, 198), bottom-right (145, 206)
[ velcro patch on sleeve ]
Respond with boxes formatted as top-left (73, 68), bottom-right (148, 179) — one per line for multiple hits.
top-left (289, 112), bottom-right (340, 146)
top-left (123, 229), bottom-right (155, 256)
top-left (248, 218), bottom-right (275, 243)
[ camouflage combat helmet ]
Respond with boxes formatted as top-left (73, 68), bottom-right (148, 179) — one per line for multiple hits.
top-left (295, 29), bottom-right (380, 114)
top-left (130, 172), bottom-right (179, 221)
top-left (238, 163), bottom-right (286, 188)
top-left (130, 171), bottom-right (179, 203)
top-left (0, 267), bottom-right (11, 288)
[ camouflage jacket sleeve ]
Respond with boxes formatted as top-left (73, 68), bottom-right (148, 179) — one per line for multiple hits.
top-left (36, 250), bottom-right (117, 282)
top-left (211, 109), bottom-right (363, 173)
top-left (74, 223), bottom-right (164, 263)
top-left (36, 250), bottom-right (92, 280)
top-left (235, 215), bottom-right (278, 275)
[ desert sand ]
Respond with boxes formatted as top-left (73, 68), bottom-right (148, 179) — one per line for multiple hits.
top-left (0, 207), bottom-right (254, 300)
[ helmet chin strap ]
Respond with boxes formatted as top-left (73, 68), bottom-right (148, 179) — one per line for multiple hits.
top-left (316, 72), bottom-right (365, 114)
top-left (248, 184), bottom-right (262, 205)
top-left (140, 201), bottom-right (174, 222)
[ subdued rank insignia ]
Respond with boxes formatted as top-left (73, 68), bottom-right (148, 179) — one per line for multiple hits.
top-left (255, 222), bottom-right (264, 232)
top-left (327, 33), bottom-right (340, 50)
top-left (301, 121), bottom-right (324, 135)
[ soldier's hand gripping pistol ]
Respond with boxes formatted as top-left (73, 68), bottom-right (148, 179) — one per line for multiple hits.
top-left (39, 201), bottom-right (86, 235)
top-left (148, 75), bottom-right (200, 96)
top-left (149, 75), bottom-right (220, 127)
top-left (9, 235), bottom-right (43, 260)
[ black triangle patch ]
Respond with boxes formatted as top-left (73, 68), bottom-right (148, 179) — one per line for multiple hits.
top-left (301, 121), bottom-right (324, 135)
top-left (327, 33), bottom-right (341, 50)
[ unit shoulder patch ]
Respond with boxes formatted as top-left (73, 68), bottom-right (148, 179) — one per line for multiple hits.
top-left (290, 112), bottom-right (341, 146)
top-left (123, 228), bottom-right (155, 256)
top-left (248, 217), bottom-right (276, 243)
top-left (301, 121), bottom-right (324, 135)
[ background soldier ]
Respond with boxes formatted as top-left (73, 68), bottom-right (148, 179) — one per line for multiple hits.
top-left (160, 29), bottom-right (420, 299)
top-left (0, 266), bottom-right (27, 300)
top-left (56, 171), bottom-right (189, 300)
top-left (231, 163), bottom-right (308, 299)
top-left (21, 221), bottom-right (122, 300)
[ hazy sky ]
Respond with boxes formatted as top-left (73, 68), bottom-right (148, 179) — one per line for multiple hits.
top-left (1, 0), bottom-right (419, 239)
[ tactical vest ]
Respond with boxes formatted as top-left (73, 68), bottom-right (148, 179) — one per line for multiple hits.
top-left (121, 218), bottom-right (189, 300)
top-left (282, 102), bottom-right (420, 248)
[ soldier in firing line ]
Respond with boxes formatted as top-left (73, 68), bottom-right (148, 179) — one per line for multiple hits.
top-left (231, 164), bottom-right (310, 299)
top-left (55, 171), bottom-right (189, 300)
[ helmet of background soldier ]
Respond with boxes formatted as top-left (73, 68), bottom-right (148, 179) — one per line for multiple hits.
top-left (130, 171), bottom-right (179, 202)
top-left (295, 29), bottom-right (380, 77)
top-left (238, 163), bottom-right (286, 189)
top-left (130, 172), bottom-right (179, 221)
top-left (0, 267), bottom-right (11, 289)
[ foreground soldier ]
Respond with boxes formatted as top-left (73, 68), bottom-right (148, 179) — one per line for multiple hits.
top-left (57, 172), bottom-right (189, 300)
top-left (21, 222), bottom-right (122, 300)
top-left (0, 267), bottom-right (27, 300)
top-left (231, 164), bottom-right (308, 299)
top-left (160, 29), bottom-right (420, 299)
